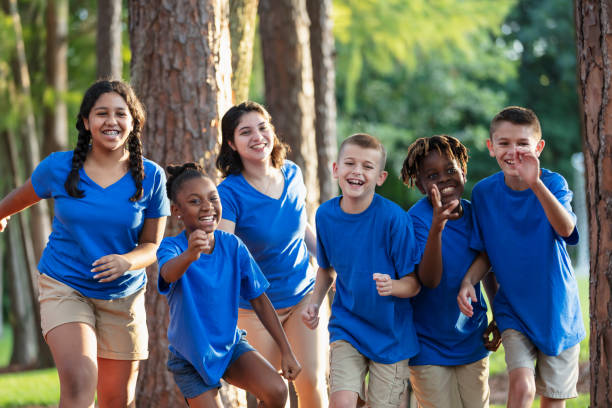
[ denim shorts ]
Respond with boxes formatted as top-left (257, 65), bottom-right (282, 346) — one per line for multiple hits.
top-left (167, 331), bottom-right (255, 399)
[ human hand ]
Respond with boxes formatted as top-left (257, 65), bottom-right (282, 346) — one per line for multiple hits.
top-left (430, 185), bottom-right (460, 232)
top-left (186, 229), bottom-right (211, 260)
top-left (0, 216), bottom-right (9, 232)
top-left (301, 303), bottom-right (320, 329)
top-left (483, 320), bottom-right (502, 351)
top-left (515, 149), bottom-right (540, 188)
top-left (373, 273), bottom-right (394, 296)
top-left (280, 350), bottom-right (302, 381)
top-left (457, 280), bottom-right (477, 317)
top-left (92, 254), bottom-right (132, 282)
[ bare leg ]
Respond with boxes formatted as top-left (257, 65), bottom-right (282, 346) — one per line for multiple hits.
top-left (224, 350), bottom-right (288, 408)
top-left (97, 358), bottom-right (140, 407)
top-left (507, 367), bottom-right (536, 408)
top-left (186, 388), bottom-right (223, 408)
top-left (540, 397), bottom-right (566, 408)
top-left (46, 322), bottom-right (98, 408)
top-left (330, 390), bottom-right (359, 408)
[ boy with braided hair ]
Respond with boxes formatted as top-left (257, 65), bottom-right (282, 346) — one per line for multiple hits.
top-left (378, 135), bottom-right (499, 408)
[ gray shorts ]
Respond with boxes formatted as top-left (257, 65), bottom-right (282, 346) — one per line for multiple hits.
top-left (502, 329), bottom-right (579, 399)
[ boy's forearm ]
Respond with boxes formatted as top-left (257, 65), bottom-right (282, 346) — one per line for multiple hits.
top-left (251, 294), bottom-right (292, 354)
top-left (531, 179), bottom-right (576, 237)
top-left (392, 274), bottom-right (421, 298)
top-left (418, 228), bottom-right (443, 288)
top-left (482, 271), bottom-right (498, 313)
top-left (462, 252), bottom-right (490, 285)
top-left (310, 266), bottom-right (335, 306)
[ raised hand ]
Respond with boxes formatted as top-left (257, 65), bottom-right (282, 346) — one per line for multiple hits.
top-left (186, 229), bottom-right (212, 260)
top-left (515, 149), bottom-right (540, 188)
top-left (373, 273), bottom-right (393, 296)
top-left (430, 184), bottom-right (460, 233)
top-left (92, 254), bottom-right (131, 282)
top-left (301, 303), bottom-right (320, 329)
top-left (457, 280), bottom-right (477, 317)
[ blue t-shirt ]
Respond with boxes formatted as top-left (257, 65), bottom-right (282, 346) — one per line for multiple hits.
top-left (157, 230), bottom-right (269, 385)
top-left (217, 160), bottom-right (313, 309)
top-left (408, 197), bottom-right (489, 366)
top-left (316, 194), bottom-right (421, 364)
top-left (470, 170), bottom-right (585, 356)
top-left (31, 151), bottom-right (170, 300)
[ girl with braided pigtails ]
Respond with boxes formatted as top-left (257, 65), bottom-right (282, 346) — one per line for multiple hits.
top-left (0, 80), bottom-right (170, 407)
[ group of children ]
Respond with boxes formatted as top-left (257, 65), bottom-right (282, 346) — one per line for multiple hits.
top-left (0, 79), bottom-right (584, 408)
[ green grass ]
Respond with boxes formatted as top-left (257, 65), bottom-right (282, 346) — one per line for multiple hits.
top-left (0, 368), bottom-right (60, 407)
top-left (491, 393), bottom-right (590, 408)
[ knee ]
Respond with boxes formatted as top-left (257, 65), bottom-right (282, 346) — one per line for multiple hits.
top-left (330, 392), bottom-right (357, 408)
top-left (259, 377), bottom-right (288, 408)
top-left (59, 363), bottom-right (97, 404)
top-left (509, 372), bottom-right (536, 402)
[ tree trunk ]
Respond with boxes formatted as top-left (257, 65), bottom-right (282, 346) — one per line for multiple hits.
top-left (43, 0), bottom-right (69, 155)
top-left (97, 0), bottom-right (123, 79)
top-left (306, 0), bottom-right (337, 203)
top-left (2, 0), bottom-right (52, 263)
top-left (574, 0), bottom-right (612, 406)
top-left (258, 0), bottom-right (320, 217)
top-left (128, 1), bottom-right (237, 405)
top-left (229, 0), bottom-right (259, 103)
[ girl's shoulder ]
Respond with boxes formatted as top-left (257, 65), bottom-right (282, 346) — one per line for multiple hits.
top-left (142, 157), bottom-right (166, 176)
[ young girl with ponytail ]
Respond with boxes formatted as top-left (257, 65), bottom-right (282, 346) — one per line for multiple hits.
top-left (0, 79), bottom-right (170, 407)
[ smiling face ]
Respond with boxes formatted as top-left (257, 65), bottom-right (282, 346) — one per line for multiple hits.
top-left (82, 92), bottom-right (134, 153)
top-left (487, 121), bottom-right (545, 179)
top-left (333, 144), bottom-right (387, 208)
top-left (416, 150), bottom-right (466, 208)
top-left (172, 177), bottom-right (222, 235)
top-left (228, 111), bottom-right (275, 165)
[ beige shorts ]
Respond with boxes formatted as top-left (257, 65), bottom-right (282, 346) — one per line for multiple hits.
top-left (409, 357), bottom-right (490, 408)
top-left (502, 329), bottom-right (579, 399)
top-left (38, 273), bottom-right (149, 360)
top-left (329, 340), bottom-right (410, 408)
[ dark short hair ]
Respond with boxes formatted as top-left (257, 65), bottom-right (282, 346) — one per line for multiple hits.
top-left (490, 106), bottom-right (542, 140)
top-left (166, 162), bottom-right (213, 202)
top-left (338, 133), bottom-right (387, 169)
top-left (401, 135), bottom-right (469, 188)
top-left (216, 101), bottom-right (288, 177)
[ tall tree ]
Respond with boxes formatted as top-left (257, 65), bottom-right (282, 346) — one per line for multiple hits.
top-left (43, 0), bottom-right (69, 155)
top-left (97, 0), bottom-right (123, 79)
top-left (574, 0), bottom-right (612, 406)
top-left (258, 0), bottom-right (320, 215)
top-left (128, 1), bottom-right (236, 405)
top-left (306, 0), bottom-right (336, 202)
top-left (229, 0), bottom-right (258, 103)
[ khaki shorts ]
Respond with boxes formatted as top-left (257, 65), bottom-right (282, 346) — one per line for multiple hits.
top-left (38, 273), bottom-right (149, 360)
top-left (329, 340), bottom-right (410, 408)
top-left (409, 357), bottom-right (490, 408)
top-left (502, 329), bottom-right (579, 399)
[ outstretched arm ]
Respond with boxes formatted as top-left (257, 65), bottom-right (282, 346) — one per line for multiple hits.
top-left (302, 266), bottom-right (335, 329)
top-left (418, 185), bottom-right (460, 288)
top-left (0, 179), bottom-right (42, 232)
top-left (373, 273), bottom-right (421, 298)
top-left (157, 229), bottom-right (211, 284)
top-left (516, 150), bottom-right (575, 237)
top-left (250, 294), bottom-right (301, 380)
top-left (457, 251), bottom-right (490, 317)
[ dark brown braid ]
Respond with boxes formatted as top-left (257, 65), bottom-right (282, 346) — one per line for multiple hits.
top-left (401, 135), bottom-right (469, 188)
top-left (166, 162), bottom-right (210, 202)
top-left (65, 79), bottom-right (146, 200)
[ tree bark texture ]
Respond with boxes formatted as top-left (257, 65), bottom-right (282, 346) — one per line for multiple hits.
top-left (574, 0), bottom-right (612, 406)
top-left (3, 0), bottom-right (52, 264)
top-left (229, 0), bottom-right (258, 103)
top-left (128, 1), bottom-right (237, 405)
top-left (97, 0), bottom-right (123, 80)
top-left (306, 0), bottom-right (337, 203)
top-left (43, 0), bottom-right (69, 155)
top-left (258, 0), bottom-right (320, 216)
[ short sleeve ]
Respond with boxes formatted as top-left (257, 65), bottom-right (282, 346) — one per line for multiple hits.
top-left (218, 181), bottom-right (239, 223)
top-left (388, 209), bottom-right (419, 279)
top-left (144, 162), bottom-right (171, 218)
top-left (237, 240), bottom-right (269, 300)
top-left (408, 212), bottom-right (429, 255)
top-left (469, 187), bottom-right (486, 252)
top-left (31, 153), bottom-right (58, 199)
top-left (157, 238), bottom-right (182, 294)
